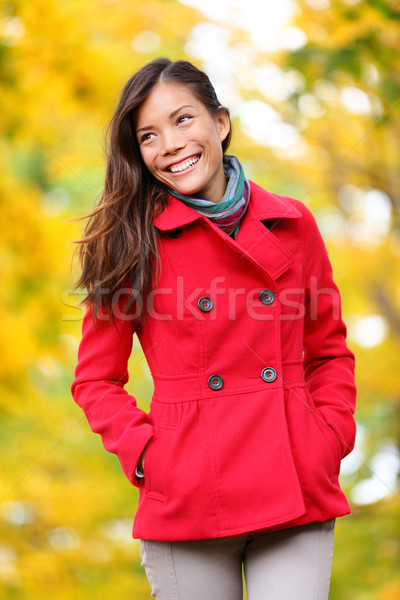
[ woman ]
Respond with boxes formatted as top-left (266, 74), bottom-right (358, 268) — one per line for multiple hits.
top-left (71, 58), bottom-right (356, 600)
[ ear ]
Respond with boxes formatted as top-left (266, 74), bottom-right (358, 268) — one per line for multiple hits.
top-left (216, 108), bottom-right (231, 144)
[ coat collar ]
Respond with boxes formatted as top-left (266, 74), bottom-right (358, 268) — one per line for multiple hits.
top-left (153, 181), bottom-right (302, 282)
top-left (153, 181), bottom-right (302, 231)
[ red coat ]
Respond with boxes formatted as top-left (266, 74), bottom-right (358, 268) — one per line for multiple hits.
top-left (71, 181), bottom-right (356, 541)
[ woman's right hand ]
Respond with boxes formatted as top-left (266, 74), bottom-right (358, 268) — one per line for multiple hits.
top-left (139, 444), bottom-right (148, 470)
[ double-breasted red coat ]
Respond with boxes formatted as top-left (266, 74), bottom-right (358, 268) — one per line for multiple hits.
top-left (71, 181), bottom-right (357, 541)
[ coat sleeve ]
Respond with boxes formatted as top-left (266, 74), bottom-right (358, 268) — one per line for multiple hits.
top-left (70, 303), bottom-right (154, 486)
top-left (302, 206), bottom-right (357, 459)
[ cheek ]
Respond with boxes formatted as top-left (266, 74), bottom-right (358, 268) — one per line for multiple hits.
top-left (209, 137), bottom-right (223, 163)
top-left (140, 148), bottom-right (156, 172)
top-left (204, 126), bottom-right (224, 157)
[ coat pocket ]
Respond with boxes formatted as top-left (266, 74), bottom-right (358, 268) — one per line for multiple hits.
top-left (144, 423), bottom-right (177, 502)
top-left (304, 389), bottom-right (342, 478)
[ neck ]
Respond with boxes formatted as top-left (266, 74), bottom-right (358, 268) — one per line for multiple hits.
top-left (202, 164), bottom-right (229, 204)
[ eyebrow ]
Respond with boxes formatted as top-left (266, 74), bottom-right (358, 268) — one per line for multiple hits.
top-left (136, 104), bottom-right (196, 135)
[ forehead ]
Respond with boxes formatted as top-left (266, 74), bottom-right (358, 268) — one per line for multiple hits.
top-left (136, 82), bottom-right (203, 124)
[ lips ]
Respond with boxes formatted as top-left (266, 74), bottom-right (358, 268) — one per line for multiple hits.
top-left (167, 155), bottom-right (200, 173)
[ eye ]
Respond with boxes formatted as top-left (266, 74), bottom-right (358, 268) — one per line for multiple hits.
top-left (177, 114), bottom-right (193, 125)
top-left (139, 132), bottom-right (155, 144)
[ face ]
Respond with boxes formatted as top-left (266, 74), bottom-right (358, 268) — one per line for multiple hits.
top-left (135, 82), bottom-right (230, 203)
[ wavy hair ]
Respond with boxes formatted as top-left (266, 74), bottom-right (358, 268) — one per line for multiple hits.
top-left (73, 58), bottom-right (232, 325)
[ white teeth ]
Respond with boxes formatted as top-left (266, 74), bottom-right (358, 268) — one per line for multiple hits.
top-left (170, 156), bottom-right (200, 173)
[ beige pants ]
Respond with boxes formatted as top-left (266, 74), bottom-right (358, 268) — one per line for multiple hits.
top-left (140, 519), bottom-right (336, 600)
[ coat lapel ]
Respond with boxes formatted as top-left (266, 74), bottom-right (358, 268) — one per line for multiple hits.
top-left (153, 194), bottom-right (202, 230)
top-left (234, 182), bottom-right (302, 280)
top-left (153, 181), bottom-right (302, 281)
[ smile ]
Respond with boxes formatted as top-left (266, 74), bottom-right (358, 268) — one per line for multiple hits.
top-left (168, 155), bottom-right (200, 173)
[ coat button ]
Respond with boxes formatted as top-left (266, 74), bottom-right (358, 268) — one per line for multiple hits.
top-left (261, 367), bottom-right (277, 383)
top-left (208, 374), bottom-right (224, 390)
top-left (167, 227), bottom-right (183, 238)
top-left (259, 289), bottom-right (275, 305)
top-left (198, 297), bottom-right (213, 312)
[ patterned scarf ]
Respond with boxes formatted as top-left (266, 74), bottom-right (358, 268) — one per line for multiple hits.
top-left (169, 155), bottom-right (250, 237)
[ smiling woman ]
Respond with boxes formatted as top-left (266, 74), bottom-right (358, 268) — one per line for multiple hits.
top-left (71, 58), bottom-right (356, 600)
top-left (136, 83), bottom-right (230, 202)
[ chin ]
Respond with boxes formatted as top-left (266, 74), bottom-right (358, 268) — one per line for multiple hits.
top-left (171, 184), bottom-right (202, 196)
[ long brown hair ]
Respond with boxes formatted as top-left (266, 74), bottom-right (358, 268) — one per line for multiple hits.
top-left (73, 58), bottom-right (232, 325)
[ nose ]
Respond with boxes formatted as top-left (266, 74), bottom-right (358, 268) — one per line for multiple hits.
top-left (160, 130), bottom-right (184, 156)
